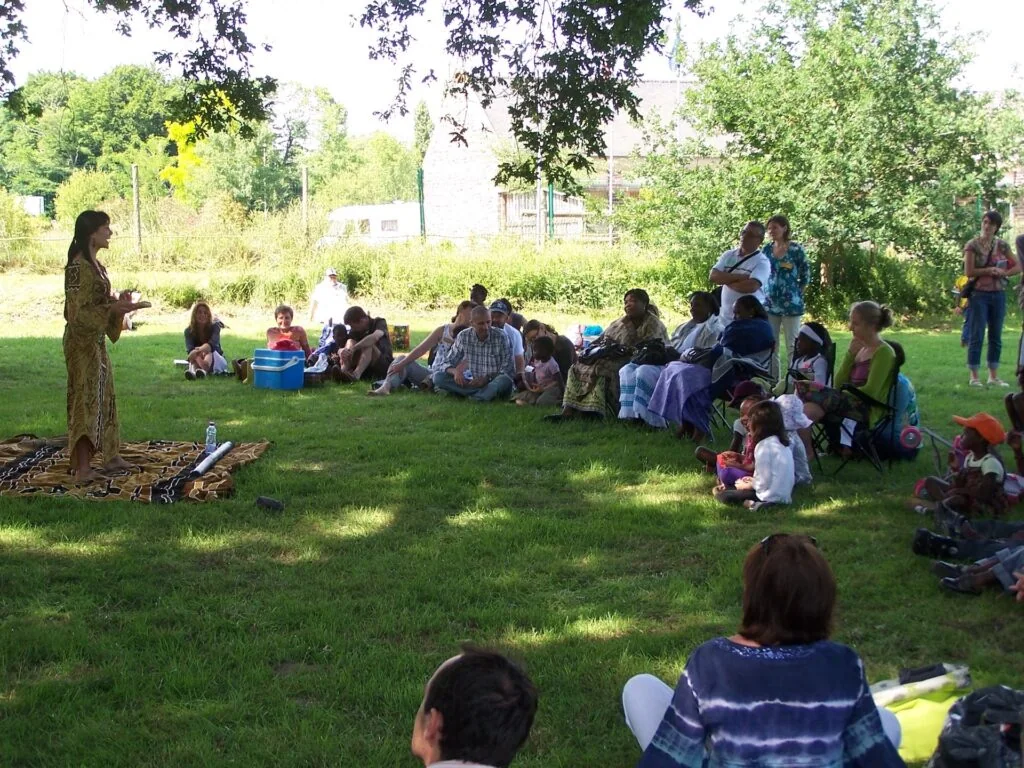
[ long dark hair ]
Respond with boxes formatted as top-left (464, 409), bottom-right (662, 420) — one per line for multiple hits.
top-left (67, 210), bottom-right (110, 267)
top-left (748, 400), bottom-right (790, 447)
top-left (734, 295), bottom-right (769, 321)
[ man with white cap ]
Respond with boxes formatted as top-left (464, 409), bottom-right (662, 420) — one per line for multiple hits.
top-left (308, 267), bottom-right (349, 326)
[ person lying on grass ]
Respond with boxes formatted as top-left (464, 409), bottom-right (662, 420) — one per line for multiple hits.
top-left (914, 413), bottom-right (1008, 520)
top-left (622, 533), bottom-right (904, 767)
top-left (369, 301), bottom-right (475, 395)
top-left (927, 543), bottom-right (1024, 597)
top-left (412, 646), bottom-right (537, 768)
top-left (713, 399), bottom-right (795, 510)
top-left (514, 335), bottom-right (563, 406)
top-left (339, 305), bottom-right (394, 383)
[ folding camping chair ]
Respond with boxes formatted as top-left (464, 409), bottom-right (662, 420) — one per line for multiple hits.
top-left (710, 345), bottom-right (777, 439)
top-left (829, 341), bottom-right (906, 475)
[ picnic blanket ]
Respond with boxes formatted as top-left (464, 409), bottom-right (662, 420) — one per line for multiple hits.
top-left (0, 435), bottom-right (269, 503)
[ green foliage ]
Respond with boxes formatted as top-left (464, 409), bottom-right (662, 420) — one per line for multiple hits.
top-left (313, 133), bottom-right (418, 208)
top-left (413, 100), bottom-right (433, 163)
top-left (0, 67), bottom-right (178, 206)
top-left (54, 170), bottom-right (122, 224)
top-left (616, 0), bottom-right (1003, 317)
top-left (0, 188), bottom-right (45, 268)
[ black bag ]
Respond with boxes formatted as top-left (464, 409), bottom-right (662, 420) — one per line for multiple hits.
top-left (631, 339), bottom-right (680, 367)
top-left (580, 342), bottom-right (632, 365)
top-left (959, 278), bottom-right (979, 302)
top-left (929, 685), bottom-right (1024, 768)
top-left (681, 347), bottom-right (718, 368)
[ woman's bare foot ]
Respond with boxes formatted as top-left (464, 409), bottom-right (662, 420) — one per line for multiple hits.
top-left (72, 467), bottom-right (103, 484)
top-left (367, 384), bottom-right (391, 397)
top-left (103, 456), bottom-right (134, 472)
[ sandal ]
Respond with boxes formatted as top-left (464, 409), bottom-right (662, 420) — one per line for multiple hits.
top-left (968, 378), bottom-right (983, 388)
top-left (987, 378), bottom-right (1009, 388)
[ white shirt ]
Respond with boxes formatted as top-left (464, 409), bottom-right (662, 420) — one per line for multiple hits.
top-left (310, 280), bottom-right (349, 325)
top-left (753, 436), bottom-right (795, 504)
top-left (713, 247), bottom-right (771, 324)
top-left (501, 323), bottom-right (525, 358)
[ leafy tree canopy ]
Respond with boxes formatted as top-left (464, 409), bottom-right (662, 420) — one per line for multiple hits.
top-left (1, 0), bottom-right (710, 186)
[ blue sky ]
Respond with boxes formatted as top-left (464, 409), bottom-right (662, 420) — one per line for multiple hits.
top-left (10, 0), bottom-right (1023, 141)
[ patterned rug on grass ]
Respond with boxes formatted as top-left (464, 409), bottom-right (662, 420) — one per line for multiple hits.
top-left (0, 435), bottom-right (270, 503)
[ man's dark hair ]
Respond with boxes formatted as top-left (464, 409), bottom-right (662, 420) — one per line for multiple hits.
top-left (983, 210), bottom-right (1003, 231)
top-left (745, 220), bottom-right (767, 238)
top-left (471, 283), bottom-right (489, 301)
top-left (424, 646), bottom-right (537, 768)
top-left (734, 294), bottom-right (768, 320)
top-left (343, 306), bottom-right (368, 325)
top-left (532, 335), bottom-right (555, 358)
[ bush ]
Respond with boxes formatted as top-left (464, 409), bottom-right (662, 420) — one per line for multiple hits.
top-left (54, 170), bottom-right (122, 224)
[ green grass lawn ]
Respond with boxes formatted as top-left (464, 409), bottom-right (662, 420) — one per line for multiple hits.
top-left (2, 312), bottom-right (1023, 767)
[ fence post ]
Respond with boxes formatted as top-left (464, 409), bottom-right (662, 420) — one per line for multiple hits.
top-left (547, 181), bottom-right (554, 240)
top-left (131, 164), bottom-right (142, 255)
top-left (417, 167), bottom-right (426, 240)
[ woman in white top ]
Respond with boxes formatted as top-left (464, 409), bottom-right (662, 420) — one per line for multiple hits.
top-left (714, 400), bottom-right (795, 510)
top-left (368, 301), bottom-right (474, 395)
top-left (619, 291), bottom-right (724, 427)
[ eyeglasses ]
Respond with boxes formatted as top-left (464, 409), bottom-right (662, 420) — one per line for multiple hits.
top-left (760, 533), bottom-right (818, 555)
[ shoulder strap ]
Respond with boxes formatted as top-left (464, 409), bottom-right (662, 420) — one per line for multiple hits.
top-left (726, 251), bottom-right (759, 273)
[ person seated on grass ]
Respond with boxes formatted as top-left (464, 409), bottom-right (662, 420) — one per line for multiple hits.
top-left (913, 413), bottom-right (1008, 521)
top-left (795, 300), bottom-right (896, 457)
top-left (927, 543), bottom-right (1024, 597)
top-left (338, 306), bottom-right (393, 383)
top-left (619, 291), bottom-right (724, 428)
top-left (514, 335), bottom-right (563, 406)
top-left (369, 301), bottom-right (475, 396)
top-left (232, 304), bottom-right (311, 382)
top-left (622, 533), bottom-right (904, 767)
top-left (696, 393), bottom-right (763, 483)
top-left (266, 304), bottom-right (312, 355)
top-left (489, 299), bottom-right (526, 385)
top-left (778, 321), bottom-right (831, 394)
top-left (412, 646), bottom-right (537, 768)
top-left (913, 512), bottom-right (1024, 564)
top-left (548, 289), bottom-right (668, 421)
top-left (1004, 366), bottom-right (1024, 444)
top-left (432, 305), bottom-right (515, 402)
top-left (184, 300), bottom-right (228, 380)
top-left (497, 296), bottom-right (527, 333)
top-left (646, 295), bottom-right (774, 443)
top-left (713, 399), bottom-right (795, 510)
top-left (522, 320), bottom-right (577, 388)
top-left (310, 323), bottom-right (348, 382)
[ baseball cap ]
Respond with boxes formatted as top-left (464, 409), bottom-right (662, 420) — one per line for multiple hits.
top-left (489, 299), bottom-right (512, 315)
top-left (325, 267), bottom-right (337, 277)
top-left (952, 413), bottom-right (1006, 445)
top-left (727, 380), bottom-right (767, 408)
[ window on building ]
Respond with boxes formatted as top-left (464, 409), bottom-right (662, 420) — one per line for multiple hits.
top-left (380, 219), bottom-right (399, 232)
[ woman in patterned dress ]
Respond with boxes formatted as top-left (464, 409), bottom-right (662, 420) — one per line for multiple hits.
top-left (64, 211), bottom-right (147, 482)
top-left (763, 214), bottom-right (811, 384)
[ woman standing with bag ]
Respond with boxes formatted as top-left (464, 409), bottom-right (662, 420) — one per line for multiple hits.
top-left (964, 210), bottom-right (1019, 387)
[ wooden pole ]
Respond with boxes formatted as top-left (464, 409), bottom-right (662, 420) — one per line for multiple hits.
top-left (131, 164), bottom-right (142, 255)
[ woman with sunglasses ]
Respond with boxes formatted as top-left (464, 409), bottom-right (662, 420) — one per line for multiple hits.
top-left (623, 534), bottom-right (904, 767)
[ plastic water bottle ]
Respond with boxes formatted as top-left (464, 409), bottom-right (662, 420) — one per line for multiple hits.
top-left (205, 421), bottom-right (217, 454)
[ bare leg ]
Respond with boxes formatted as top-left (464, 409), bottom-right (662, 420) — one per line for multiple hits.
top-left (924, 476), bottom-right (951, 501)
top-left (351, 345), bottom-right (380, 379)
top-left (70, 436), bottom-right (102, 482)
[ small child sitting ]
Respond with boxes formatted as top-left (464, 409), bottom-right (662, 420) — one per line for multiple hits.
top-left (916, 413), bottom-right (1008, 519)
top-left (515, 335), bottom-right (563, 406)
top-left (312, 324), bottom-right (349, 382)
top-left (696, 394), bottom-right (763, 484)
top-left (781, 322), bottom-right (831, 393)
top-left (714, 400), bottom-right (795, 510)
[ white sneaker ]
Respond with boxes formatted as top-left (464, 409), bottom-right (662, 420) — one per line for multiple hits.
top-left (968, 378), bottom-right (983, 388)
top-left (987, 378), bottom-right (1009, 387)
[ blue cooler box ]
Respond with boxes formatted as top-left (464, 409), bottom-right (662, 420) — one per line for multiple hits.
top-left (252, 348), bottom-right (305, 390)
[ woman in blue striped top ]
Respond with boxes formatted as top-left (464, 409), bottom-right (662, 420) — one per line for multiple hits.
top-left (623, 534), bottom-right (904, 767)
